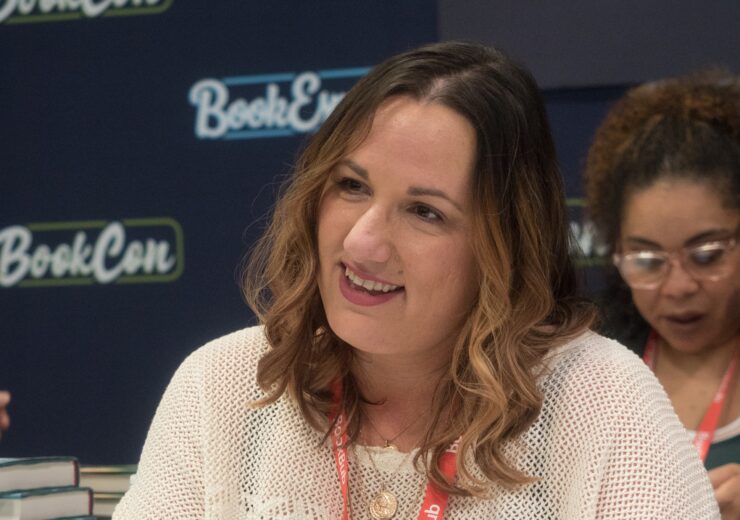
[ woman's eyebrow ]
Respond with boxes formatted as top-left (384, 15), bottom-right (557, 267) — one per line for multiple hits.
top-left (340, 159), bottom-right (464, 212)
top-left (407, 186), bottom-right (463, 212)
top-left (684, 228), bottom-right (735, 247)
top-left (340, 159), bottom-right (369, 180)
top-left (625, 236), bottom-right (662, 249)
top-left (626, 228), bottom-right (735, 249)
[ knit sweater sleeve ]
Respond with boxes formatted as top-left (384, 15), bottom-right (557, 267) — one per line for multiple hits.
top-left (545, 333), bottom-right (719, 519)
top-left (596, 355), bottom-right (716, 517)
top-left (113, 345), bottom-right (207, 518)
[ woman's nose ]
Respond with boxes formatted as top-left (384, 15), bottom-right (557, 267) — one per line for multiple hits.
top-left (659, 256), bottom-right (700, 298)
top-left (343, 206), bottom-right (394, 265)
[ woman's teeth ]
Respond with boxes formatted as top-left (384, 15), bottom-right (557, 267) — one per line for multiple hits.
top-left (344, 266), bottom-right (400, 293)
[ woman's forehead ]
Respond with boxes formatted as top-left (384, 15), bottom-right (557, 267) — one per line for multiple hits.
top-left (621, 180), bottom-right (739, 244)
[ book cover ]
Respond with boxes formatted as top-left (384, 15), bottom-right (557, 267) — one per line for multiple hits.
top-left (79, 464), bottom-right (136, 494)
top-left (0, 457), bottom-right (79, 493)
top-left (91, 491), bottom-right (125, 517)
top-left (0, 485), bottom-right (92, 519)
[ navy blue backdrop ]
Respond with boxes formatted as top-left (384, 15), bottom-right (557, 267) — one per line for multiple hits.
top-left (1, 2), bottom-right (624, 464)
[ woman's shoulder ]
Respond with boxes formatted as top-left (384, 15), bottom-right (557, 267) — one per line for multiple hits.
top-left (546, 329), bottom-right (644, 371)
top-left (523, 332), bottom-right (718, 518)
top-left (540, 330), bottom-right (664, 408)
top-left (534, 330), bottom-right (690, 462)
top-left (171, 325), bottom-right (270, 398)
top-left (190, 324), bottom-right (270, 364)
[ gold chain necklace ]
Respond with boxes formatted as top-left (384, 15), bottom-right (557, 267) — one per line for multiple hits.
top-left (353, 443), bottom-right (414, 520)
top-left (362, 407), bottom-right (427, 451)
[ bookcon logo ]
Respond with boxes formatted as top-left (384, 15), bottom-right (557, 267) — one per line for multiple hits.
top-left (189, 67), bottom-right (370, 140)
top-left (0, 0), bottom-right (173, 25)
top-left (0, 218), bottom-right (184, 288)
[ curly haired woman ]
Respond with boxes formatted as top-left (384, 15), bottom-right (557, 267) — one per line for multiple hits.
top-left (585, 70), bottom-right (740, 519)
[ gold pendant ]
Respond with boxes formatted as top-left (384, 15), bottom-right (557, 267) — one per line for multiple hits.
top-left (383, 440), bottom-right (398, 451)
top-left (368, 489), bottom-right (398, 519)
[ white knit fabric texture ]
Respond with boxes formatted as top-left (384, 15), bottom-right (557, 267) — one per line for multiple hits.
top-left (113, 326), bottom-right (719, 519)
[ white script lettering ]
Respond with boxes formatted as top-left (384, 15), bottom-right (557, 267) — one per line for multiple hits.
top-left (0, 0), bottom-right (162, 23)
top-left (189, 72), bottom-right (346, 139)
top-left (0, 222), bottom-right (177, 287)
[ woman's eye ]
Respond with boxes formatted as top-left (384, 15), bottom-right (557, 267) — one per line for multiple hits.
top-left (690, 246), bottom-right (725, 266)
top-left (633, 255), bottom-right (664, 272)
top-left (337, 177), bottom-right (368, 195)
top-left (412, 204), bottom-right (443, 223)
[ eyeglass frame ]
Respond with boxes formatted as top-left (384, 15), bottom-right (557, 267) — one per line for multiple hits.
top-left (612, 235), bottom-right (739, 290)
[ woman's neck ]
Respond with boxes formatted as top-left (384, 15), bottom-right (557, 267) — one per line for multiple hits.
top-left (656, 334), bottom-right (740, 430)
top-left (351, 350), bottom-right (449, 451)
top-left (657, 334), bottom-right (739, 379)
top-left (353, 353), bottom-right (446, 403)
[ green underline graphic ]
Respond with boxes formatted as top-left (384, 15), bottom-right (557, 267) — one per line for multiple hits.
top-left (4, 0), bottom-right (173, 25)
top-left (9, 217), bottom-right (185, 288)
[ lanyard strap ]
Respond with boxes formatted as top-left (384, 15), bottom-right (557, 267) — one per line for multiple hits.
top-left (417, 438), bottom-right (458, 519)
top-left (329, 382), bottom-right (351, 520)
top-left (329, 381), bottom-right (458, 520)
top-left (643, 330), bottom-right (739, 462)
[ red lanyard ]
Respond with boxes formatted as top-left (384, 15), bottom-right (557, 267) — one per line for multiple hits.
top-left (643, 330), bottom-right (739, 462)
top-left (329, 381), bottom-right (458, 520)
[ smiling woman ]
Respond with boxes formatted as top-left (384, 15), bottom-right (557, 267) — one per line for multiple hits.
top-left (114, 42), bottom-right (719, 519)
top-left (317, 97), bottom-right (479, 364)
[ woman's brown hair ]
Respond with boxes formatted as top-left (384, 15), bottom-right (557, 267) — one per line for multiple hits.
top-left (244, 41), bottom-right (594, 494)
top-left (585, 70), bottom-right (740, 251)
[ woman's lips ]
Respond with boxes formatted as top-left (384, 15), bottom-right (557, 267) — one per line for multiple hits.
top-left (660, 313), bottom-right (705, 334)
top-left (664, 313), bottom-right (703, 325)
top-left (338, 264), bottom-right (404, 306)
top-left (343, 264), bottom-right (401, 292)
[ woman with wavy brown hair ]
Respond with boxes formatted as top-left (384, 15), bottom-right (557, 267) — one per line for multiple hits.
top-left (115, 42), bottom-right (718, 519)
top-left (586, 71), bottom-right (740, 519)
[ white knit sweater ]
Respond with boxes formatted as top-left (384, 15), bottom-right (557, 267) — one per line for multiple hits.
top-left (113, 326), bottom-right (719, 519)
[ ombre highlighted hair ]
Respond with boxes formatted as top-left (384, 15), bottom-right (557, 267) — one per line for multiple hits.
top-left (244, 41), bottom-right (594, 494)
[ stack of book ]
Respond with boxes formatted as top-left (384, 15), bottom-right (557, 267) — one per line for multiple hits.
top-left (79, 465), bottom-right (135, 519)
top-left (0, 456), bottom-right (94, 519)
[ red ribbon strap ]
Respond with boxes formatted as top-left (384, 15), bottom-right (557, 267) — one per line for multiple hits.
top-left (643, 331), bottom-right (738, 462)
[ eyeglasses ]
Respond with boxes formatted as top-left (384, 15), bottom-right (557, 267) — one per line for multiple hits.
top-left (613, 238), bottom-right (739, 290)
